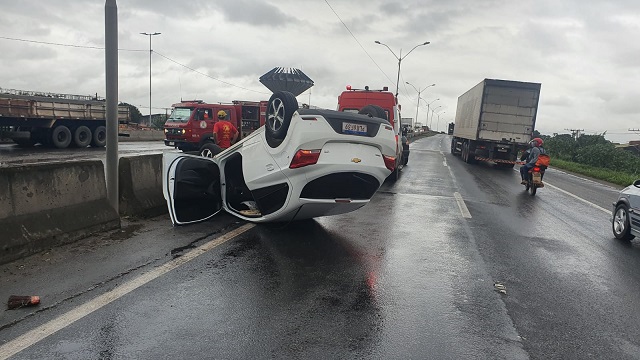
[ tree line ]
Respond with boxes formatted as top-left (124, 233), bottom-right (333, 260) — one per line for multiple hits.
top-left (540, 132), bottom-right (640, 176)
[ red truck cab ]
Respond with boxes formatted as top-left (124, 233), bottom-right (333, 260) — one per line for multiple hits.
top-left (337, 85), bottom-right (404, 179)
top-left (164, 100), bottom-right (266, 152)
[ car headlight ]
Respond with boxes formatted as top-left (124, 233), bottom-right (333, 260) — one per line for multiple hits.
top-left (164, 129), bottom-right (168, 133)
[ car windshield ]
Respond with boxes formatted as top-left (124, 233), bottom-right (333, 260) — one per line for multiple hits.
top-left (167, 108), bottom-right (192, 123)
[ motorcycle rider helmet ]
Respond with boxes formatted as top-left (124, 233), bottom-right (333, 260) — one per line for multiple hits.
top-left (532, 137), bottom-right (543, 147)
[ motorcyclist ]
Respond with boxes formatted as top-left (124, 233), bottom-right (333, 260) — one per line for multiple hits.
top-left (520, 137), bottom-right (545, 184)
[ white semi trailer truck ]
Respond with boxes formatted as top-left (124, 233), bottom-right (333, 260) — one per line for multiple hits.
top-left (450, 79), bottom-right (541, 168)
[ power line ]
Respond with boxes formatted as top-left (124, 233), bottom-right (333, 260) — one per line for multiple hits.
top-left (153, 51), bottom-right (269, 95)
top-left (0, 35), bottom-right (145, 52)
top-left (0, 34), bottom-right (269, 95)
top-left (323, 0), bottom-right (394, 87)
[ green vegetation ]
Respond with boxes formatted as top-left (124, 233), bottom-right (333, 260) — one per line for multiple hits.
top-left (540, 133), bottom-right (640, 187)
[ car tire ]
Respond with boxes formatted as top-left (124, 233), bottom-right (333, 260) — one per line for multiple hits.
top-left (199, 143), bottom-right (222, 158)
top-left (73, 126), bottom-right (92, 148)
top-left (613, 204), bottom-right (635, 241)
top-left (265, 91), bottom-right (298, 146)
top-left (51, 125), bottom-right (72, 149)
top-left (91, 126), bottom-right (107, 147)
top-left (358, 105), bottom-right (387, 120)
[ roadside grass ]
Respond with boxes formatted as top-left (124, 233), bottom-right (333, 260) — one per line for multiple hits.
top-left (551, 158), bottom-right (637, 188)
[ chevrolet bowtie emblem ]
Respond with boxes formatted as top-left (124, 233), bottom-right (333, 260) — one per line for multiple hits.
top-left (351, 158), bottom-right (361, 163)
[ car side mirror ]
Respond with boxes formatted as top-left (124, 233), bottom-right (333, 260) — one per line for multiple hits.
top-left (634, 179), bottom-right (640, 188)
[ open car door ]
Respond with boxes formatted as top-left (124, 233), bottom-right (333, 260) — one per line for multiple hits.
top-left (163, 153), bottom-right (223, 225)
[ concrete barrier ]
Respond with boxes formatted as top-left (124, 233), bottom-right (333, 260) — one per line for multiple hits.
top-left (119, 129), bottom-right (165, 142)
top-left (118, 154), bottom-right (167, 218)
top-left (0, 160), bottom-right (120, 265)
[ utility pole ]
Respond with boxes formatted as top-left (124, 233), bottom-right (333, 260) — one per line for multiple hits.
top-left (565, 128), bottom-right (584, 141)
top-left (140, 31), bottom-right (161, 126)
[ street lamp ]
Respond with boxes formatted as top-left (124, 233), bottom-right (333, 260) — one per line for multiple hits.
top-left (140, 31), bottom-right (161, 126)
top-left (375, 40), bottom-right (430, 97)
top-left (425, 98), bottom-right (439, 129)
top-left (406, 82), bottom-right (435, 130)
top-left (436, 111), bottom-right (446, 132)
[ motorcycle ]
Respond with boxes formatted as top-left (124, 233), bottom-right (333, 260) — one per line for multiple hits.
top-left (524, 165), bottom-right (546, 195)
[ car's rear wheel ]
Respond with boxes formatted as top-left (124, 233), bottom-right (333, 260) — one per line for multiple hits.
top-left (613, 204), bottom-right (635, 240)
top-left (358, 105), bottom-right (387, 120)
top-left (199, 143), bottom-right (222, 158)
top-left (265, 91), bottom-right (298, 147)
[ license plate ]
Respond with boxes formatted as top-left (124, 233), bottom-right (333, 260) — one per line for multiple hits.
top-left (533, 173), bottom-right (541, 181)
top-left (342, 122), bottom-right (367, 135)
top-left (168, 141), bottom-right (175, 146)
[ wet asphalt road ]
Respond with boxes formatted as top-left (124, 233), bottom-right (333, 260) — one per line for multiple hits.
top-left (2, 135), bottom-right (640, 359)
top-left (0, 141), bottom-right (173, 167)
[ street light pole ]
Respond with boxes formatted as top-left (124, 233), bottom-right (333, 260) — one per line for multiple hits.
top-left (425, 98), bottom-right (439, 130)
top-left (406, 82), bottom-right (435, 131)
top-left (437, 111), bottom-right (446, 132)
top-left (375, 40), bottom-right (430, 98)
top-left (140, 31), bottom-right (161, 126)
top-left (431, 105), bottom-right (442, 130)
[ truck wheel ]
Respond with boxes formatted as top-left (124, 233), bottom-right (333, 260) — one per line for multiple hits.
top-left (462, 142), bottom-right (469, 162)
top-left (91, 126), bottom-right (106, 147)
top-left (51, 126), bottom-right (72, 149)
top-left (199, 143), bottom-right (222, 158)
top-left (450, 138), bottom-right (457, 155)
top-left (358, 105), bottom-right (387, 120)
top-left (265, 91), bottom-right (298, 146)
top-left (73, 126), bottom-right (92, 148)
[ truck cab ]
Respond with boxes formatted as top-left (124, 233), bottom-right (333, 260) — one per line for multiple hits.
top-left (337, 85), bottom-right (404, 179)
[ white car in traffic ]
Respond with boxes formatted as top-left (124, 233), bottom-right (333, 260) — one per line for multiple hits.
top-left (163, 91), bottom-right (398, 224)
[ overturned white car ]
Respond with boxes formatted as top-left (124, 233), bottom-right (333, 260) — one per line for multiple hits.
top-left (163, 91), bottom-right (397, 224)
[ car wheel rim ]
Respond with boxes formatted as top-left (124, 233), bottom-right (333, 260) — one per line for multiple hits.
top-left (267, 99), bottom-right (285, 132)
top-left (614, 209), bottom-right (626, 234)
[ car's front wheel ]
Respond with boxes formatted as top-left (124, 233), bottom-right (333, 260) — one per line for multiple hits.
top-left (199, 143), bottom-right (222, 158)
top-left (613, 204), bottom-right (635, 241)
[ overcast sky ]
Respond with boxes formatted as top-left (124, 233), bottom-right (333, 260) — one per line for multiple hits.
top-left (1, 0), bottom-right (639, 142)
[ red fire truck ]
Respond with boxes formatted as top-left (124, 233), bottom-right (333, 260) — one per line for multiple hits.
top-left (337, 85), bottom-right (405, 180)
top-left (163, 99), bottom-right (267, 153)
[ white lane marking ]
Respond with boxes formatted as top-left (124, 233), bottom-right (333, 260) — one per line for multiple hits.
top-left (512, 168), bottom-right (610, 214)
top-left (440, 151), bottom-right (448, 167)
top-left (544, 182), bottom-right (610, 214)
top-left (0, 223), bottom-right (256, 360)
top-left (454, 192), bottom-right (472, 218)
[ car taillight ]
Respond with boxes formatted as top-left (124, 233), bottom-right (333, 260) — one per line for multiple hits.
top-left (289, 149), bottom-right (321, 169)
top-left (383, 155), bottom-right (395, 171)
